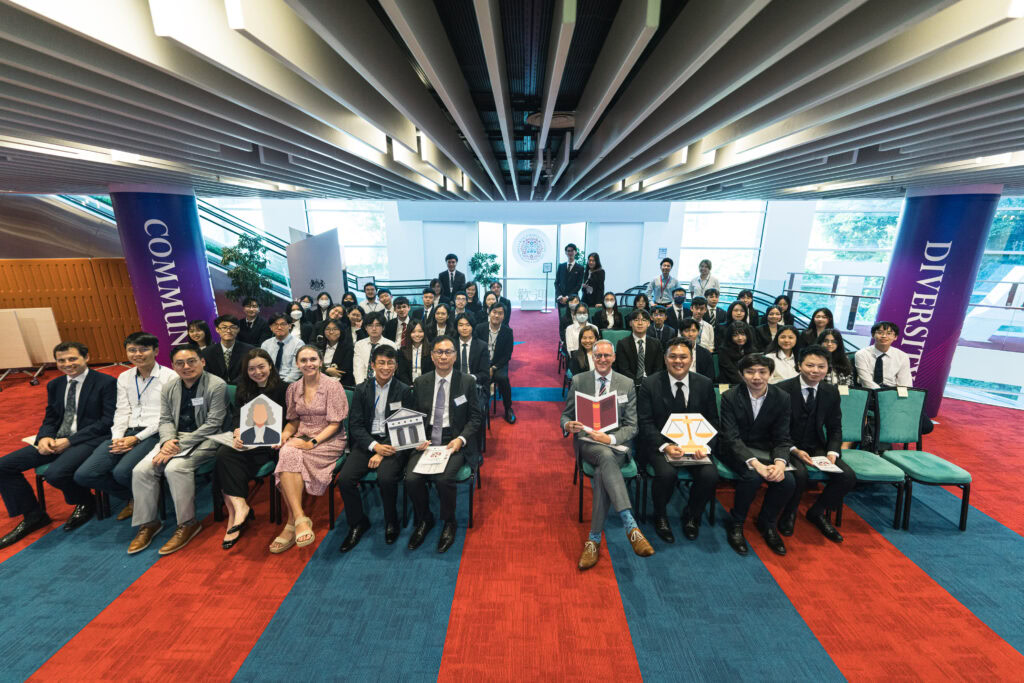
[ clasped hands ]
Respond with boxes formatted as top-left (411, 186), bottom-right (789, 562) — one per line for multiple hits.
top-left (752, 459), bottom-right (787, 482)
top-left (152, 439), bottom-right (181, 465)
top-left (35, 437), bottom-right (70, 455)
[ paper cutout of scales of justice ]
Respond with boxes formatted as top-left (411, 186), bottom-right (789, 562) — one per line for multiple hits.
top-left (661, 413), bottom-right (718, 453)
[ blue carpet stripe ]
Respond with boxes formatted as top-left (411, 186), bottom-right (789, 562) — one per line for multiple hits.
top-left (0, 487), bottom-right (211, 680)
top-left (235, 485), bottom-right (468, 681)
top-left (515, 386), bottom-right (564, 402)
top-left (604, 495), bottom-right (844, 683)
top-left (847, 486), bottom-right (1024, 654)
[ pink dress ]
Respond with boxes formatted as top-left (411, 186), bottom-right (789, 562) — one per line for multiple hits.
top-left (275, 378), bottom-right (348, 495)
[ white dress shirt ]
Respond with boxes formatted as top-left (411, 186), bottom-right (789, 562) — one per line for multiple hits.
top-left (432, 370), bottom-right (467, 446)
top-left (411, 345), bottom-right (425, 381)
top-left (689, 275), bottom-right (721, 298)
top-left (322, 342), bottom-right (338, 367)
top-left (361, 299), bottom-right (384, 313)
top-left (111, 363), bottom-right (177, 440)
top-left (769, 351), bottom-right (798, 384)
top-left (261, 335), bottom-right (304, 382)
top-left (854, 345), bottom-right (913, 389)
top-left (793, 376), bottom-right (839, 460)
top-left (659, 371), bottom-right (690, 453)
top-left (744, 388), bottom-right (784, 466)
top-left (367, 378), bottom-right (392, 451)
top-left (352, 336), bottom-right (398, 385)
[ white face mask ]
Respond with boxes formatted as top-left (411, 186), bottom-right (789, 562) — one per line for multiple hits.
top-left (576, 313), bottom-right (589, 323)
top-left (290, 310), bottom-right (303, 320)
top-left (604, 301), bottom-right (615, 309)
top-left (300, 302), bottom-right (311, 310)
top-left (318, 299), bottom-right (329, 308)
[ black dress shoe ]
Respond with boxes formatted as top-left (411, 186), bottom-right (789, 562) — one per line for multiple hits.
top-left (726, 523), bottom-right (748, 556)
top-left (682, 514), bottom-right (700, 541)
top-left (437, 522), bottom-right (457, 553)
top-left (778, 511), bottom-right (796, 537)
top-left (339, 518), bottom-right (371, 553)
top-left (63, 504), bottom-right (95, 532)
top-left (384, 523), bottom-right (400, 545)
top-left (222, 509), bottom-right (255, 550)
top-left (760, 526), bottom-right (787, 556)
top-left (503, 409), bottom-right (516, 424)
top-left (407, 517), bottom-right (435, 550)
top-left (0, 514), bottom-right (52, 549)
top-left (808, 512), bottom-right (844, 543)
top-left (653, 516), bottom-right (675, 544)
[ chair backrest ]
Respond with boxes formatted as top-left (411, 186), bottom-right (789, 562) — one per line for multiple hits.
top-left (225, 384), bottom-right (237, 406)
top-left (619, 305), bottom-right (635, 318)
top-left (343, 388), bottom-right (354, 439)
top-left (601, 329), bottom-right (630, 346)
top-left (711, 353), bottom-right (720, 381)
top-left (713, 386), bottom-right (722, 418)
top-left (839, 387), bottom-right (870, 443)
top-left (589, 306), bottom-right (600, 320)
top-left (875, 387), bottom-right (926, 445)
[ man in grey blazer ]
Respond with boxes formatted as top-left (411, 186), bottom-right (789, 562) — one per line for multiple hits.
top-left (127, 344), bottom-right (228, 556)
top-left (562, 339), bottom-right (654, 570)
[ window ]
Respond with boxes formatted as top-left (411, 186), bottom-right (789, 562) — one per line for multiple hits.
top-left (205, 197), bottom-right (265, 231)
top-left (677, 200), bottom-right (766, 287)
top-left (975, 196), bottom-right (1024, 304)
top-left (304, 200), bottom-right (389, 279)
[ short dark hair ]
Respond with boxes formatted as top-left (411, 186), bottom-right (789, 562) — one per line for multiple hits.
top-left (677, 317), bottom-right (699, 332)
top-left (491, 280), bottom-right (502, 290)
top-left (799, 344), bottom-right (830, 364)
top-left (429, 278), bottom-right (440, 288)
top-left (169, 344), bottom-right (202, 361)
top-left (628, 309), bottom-right (652, 323)
top-left (454, 312), bottom-right (475, 329)
top-left (652, 305), bottom-right (667, 314)
top-left (394, 296), bottom-right (410, 307)
top-left (660, 257), bottom-right (674, 268)
top-left (690, 296), bottom-right (708, 307)
top-left (664, 337), bottom-right (693, 355)
top-left (214, 314), bottom-right (239, 328)
top-left (422, 287), bottom-right (434, 295)
top-left (124, 332), bottom-right (159, 349)
top-left (430, 334), bottom-right (455, 352)
top-left (565, 243), bottom-right (578, 252)
top-left (704, 288), bottom-right (719, 297)
top-left (488, 302), bottom-right (506, 314)
top-left (54, 341), bottom-right (88, 358)
top-left (738, 352), bottom-right (774, 374)
top-left (268, 313), bottom-right (289, 326)
top-left (672, 286), bottom-right (686, 295)
top-left (872, 321), bottom-right (901, 336)
top-left (363, 311), bottom-right (385, 328)
top-left (363, 281), bottom-right (376, 291)
top-left (377, 288), bottom-right (391, 296)
top-left (371, 344), bottom-right (398, 363)
top-left (242, 297), bottom-right (260, 307)
top-left (738, 289), bottom-right (754, 299)
top-left (445, 253), bottom-right (458, 262)
top-left (699, 259), bottom-right (712, 269)
top-left (454, 290), bottom-right (467, 299)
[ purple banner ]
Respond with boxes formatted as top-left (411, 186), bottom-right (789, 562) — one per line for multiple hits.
top-left (875, 186), bottom-right (1001, 417)
top-left (109, 186), bottom-right (218, 364)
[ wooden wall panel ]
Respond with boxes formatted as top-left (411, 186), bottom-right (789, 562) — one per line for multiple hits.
top-left (0, 258), bottom-right (142, 364)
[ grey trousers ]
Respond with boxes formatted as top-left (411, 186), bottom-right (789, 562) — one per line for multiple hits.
top-left (131, 436), bottom-right (217, 527)
top-left (579, 441), bottom-right (632, 536)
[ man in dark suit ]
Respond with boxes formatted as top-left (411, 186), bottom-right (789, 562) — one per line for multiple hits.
top-left (236, 297), bottom-right (271, 346)
top-left (637, 338), bottom-right (719, 543)
top-left (339, 345), bottom-right (411, 551)
top-left (677, 318), bottom-right (715, 380)
top-left (384, 296), bottom-right (413, 343)
top-left (554, 243), bottom-right (584, 315)
top-left (613, 309), bottom-right (665, 384)
top-left (665, 287), bottom-right (689, 329)
top-left (777, 346), bottom-right (856, 543)
top-left (489, 280), bottom-right (512, 324)
top-left (438, 254), bottom-right (466, 303)
top-left (0, 342), bottom-right (117, 548)
top-left (647, 306), bottom-right (677, 346)
top-left (413, 288), bottom-right (438, 325)
top-left (718, 353), bottom-right (796, 557)
top-left (454, 313), bottom-right (489, 386)
top-left (403, 336), bottom-right (482, 553)
top-left (702, 289), bottom-right (728, 327)
top-left (203, 315), bottom-right (253, 384)
top-left (474, 303), bottom-right (516, 424)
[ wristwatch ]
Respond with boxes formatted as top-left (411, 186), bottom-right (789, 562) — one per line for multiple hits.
top-left (310, 438), bottom-right (318, 446)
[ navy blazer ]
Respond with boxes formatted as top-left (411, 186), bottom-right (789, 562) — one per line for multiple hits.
top-left (718, 383), bottom-right (793, 474)
top-left (777, 376), bottom-right (843, 455)
top-left (474, 322), bottom-right (514, 370)
top-left (349, 377), bottom-right (411, 454)
top-left (37, 371), bottom-right (117, 447)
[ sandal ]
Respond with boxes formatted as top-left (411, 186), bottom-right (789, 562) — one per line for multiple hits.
top-left (269, 523), bottom-right (296, 554)
top-left (294, 516), bottom-right (315, 547)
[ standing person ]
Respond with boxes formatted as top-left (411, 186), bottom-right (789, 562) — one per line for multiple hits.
top-left (565, 302), bottom-right (599, 354)
top-left (613, 309), bottom-right (665, 384)
top-left (593, 292), bottom-right (624, 331)
top-left (646, 257), bottom-right (679, 306)
top-left (665, 286), bottom-right (688, 330)
top-left (237, 297), bottom-right (272, 346)
top-left (261, 313), bottom-right (304, 383)
top-left (439, 254), bottom-right (466, 303)
top-left (475, 303), bottom-right (516, 424)
top-left (397, 321), bottom-right (433, 385)
top-left (489, 281), bottom-right (513, 323)
top-left (818, 329), bottom-right (856, 387)
top-left (214, 348), bottom-right (287, 550)
top-left (555, 243), bottom-right (585, 315)
top-left (777, 345), bottom-right (856, 543)
top-left (127, 344), bottom-right (228, 555)
top-left (0, 342), bottom-right (116, 548)
top-left (854, 321), bottom-right (912, 389)
top-left (403, 336), bottom-right (482, 553)
top-left (338, 345), bottom-right (410, 551)
top-left (203, 315), bottom-right (253, 383)
top-left (755, 305), bottom-right (784, 351)
top-left (269, 345), bottom-right (348, 553)
top-left (774, 295), bottom-right (796, 326)
top-left (637, 338), bottom-right (719, 543)
top-left (718, 353), bottom-right (795, 557)
top-left (352, 312), bottom-right (398, 386)
top-left (702, 289), bottom-right (727, 327)
top-left (562, 339), bottom-right (654, 570)
top-left (685, 297), bottom-right (715, 352)
top-left (360, 282), bottom-right (384, 314)
top-left (689, 259), bottom-right (720, 299)
top-left (453, 313), bottom-right (489, 388)
top-left (766, 326), bottom-right (800, 384)
top-left (384, 296), bottom-right (413, 344)
top-left (717, 321), bottom-right (756, 385)
top-left (801, 308), bottom-right (835, 348)
top-left (74, 333), bottom-right (177, 523)
top-left (581, 252), bottom-right (605, 307)
top-left (312, 291), bottom-right (334, 324)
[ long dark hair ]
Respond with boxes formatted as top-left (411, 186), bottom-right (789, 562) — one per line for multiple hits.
top-left (237, 348), bottom-right (283, 404)
top-left (817, 328), bottom-right (853, 375)
top-left (587, 252), bottom-right (602, 270)
top-left (632, 293), bottom-right (650, 310)
top-left (601, 291), bottom-right (619, 312)
top-left (725, 301), bottom-right (748, 323)
top-left (766, 325), bottom-right (800, 355)
top-left (402, 320), bottom-right (427, 349)
top-left (465, 281), bottom-right (480, 305)
top-left (807, 307), bottom-right (835, 334)
top-left (774, 295), bottom-right (795, 325)
top-left (762, 305), bottom-right (783, 326)
top-left (722, 321), bottom-right (755, 354)
top-left (187, 319), bottom-right (212, 347)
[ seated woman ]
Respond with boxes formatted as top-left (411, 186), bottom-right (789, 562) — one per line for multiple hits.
top-left (270, 345), bottom-right (348, 554)
top-left (716, 321), bottom-right (756, 385)
top-left (738, 289), bottom-right (760, 326)
top-left (565, 302), bottom-right (599, 354)
top-left (341, 292), bottom-right (359, 309)
top-left (818, 328), bottom-right (856, 387)
top-left (754, 305), bottom-right (784, 351)
top-left (592, 292), bottom-right (624, 330)
top-left (715, 301), bottom-right (749, 350)
top-left (569, 326), bottom-right (599, 376)
top-left (317, 320), bottom-right (353, 386)
top-left (481, 292), bottom-right (504, 326)
top-left (632, 293), bottom-right (650, 313)
top-left (774, 294), bottom-right (796, 326)
top-left (397, 320), bottom-right (434, 385)
top-left (465, 281), bottom-right (482, 314)
top-left (426, 303), bottom-right (454, 341)
top-left (215, 349), bottom-right (288, 550)
top-left (345, 306), bottom-right (368, 347)
top-left (286, 302), bottom-right (313, 343)
top-left (800, 308), bottom-right (835, 348)
top-left (187, 319), bottom-right (212, 351)
top-left (297, 295), bottom-right (316, 324)
top-left (766, 325), bottom-right (800, 383)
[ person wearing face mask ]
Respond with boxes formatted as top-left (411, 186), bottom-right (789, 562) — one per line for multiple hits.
top-left (297, 295), bottom-right (316, 325)
top-left (286, 302), bottom-right (313, 343)
top-left (565, 302), bottom-right (599, 354)
top-left (665, 287), bottom-right (688, 330)
top-left (559, 294), bottom-right (582, 343)
top-left (593, 293), bottom-right (624, 331)
top-left (312, 292), bottom-right (333, 324)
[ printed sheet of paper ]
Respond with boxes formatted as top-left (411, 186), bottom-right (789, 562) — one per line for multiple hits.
top-left (811, 455), bottom-right (843, 473)
top-left (413, 446), bottom-right (452, 475)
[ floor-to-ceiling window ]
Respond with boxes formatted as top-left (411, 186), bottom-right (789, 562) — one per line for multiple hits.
top-left (304, 199), bottom-right (389, 279)
top-left (678, 200), bottom-right (766, 289)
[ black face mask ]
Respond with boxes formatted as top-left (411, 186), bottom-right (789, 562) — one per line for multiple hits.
top-left (674, 296), bottom-right (685, 305)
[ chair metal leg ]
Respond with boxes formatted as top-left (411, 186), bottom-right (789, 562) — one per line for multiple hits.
top-left (835, 496), bottom-right (844, 527)
top-left (328, 482), bottom-right (336, 530)
top-left (468, 473), bottom-right (475, 528)
top-left (572, 459), bottom-right (578, 486)
top-left (959, 483), bottom-right (970, 531)
top-left (902, 479), bottom-right (913, 530)
top-left (893, 481), bottom-right (904, 529)
top-left (35, 473), bottom-right (46, 512)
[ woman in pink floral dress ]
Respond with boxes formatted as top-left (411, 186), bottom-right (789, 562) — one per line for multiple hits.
top-left (270, 345), bottom-right (348, 553)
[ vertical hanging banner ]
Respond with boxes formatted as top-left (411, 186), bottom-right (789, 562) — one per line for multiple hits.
top-left (875, 185), bottom-right (1002, 417)
top-left (109, 185), bottom-right (218, 363)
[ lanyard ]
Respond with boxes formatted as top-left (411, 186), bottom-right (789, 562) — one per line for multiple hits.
top-left (135, 372), bottom-right (155, 402)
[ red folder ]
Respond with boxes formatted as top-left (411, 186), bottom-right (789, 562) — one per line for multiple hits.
top-left (575, 390), bottom-right (619, 433)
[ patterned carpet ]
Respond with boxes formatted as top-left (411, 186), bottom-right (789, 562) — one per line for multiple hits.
top-left (0, 310), bottom-right (1020, 681)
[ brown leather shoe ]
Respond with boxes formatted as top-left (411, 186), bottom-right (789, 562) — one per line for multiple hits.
top-left (116, 501), bottom-right (134, 522)
top-left (127, 522), bottom-right (162, 554)
top-left (158, 521), bottom-right (202, 555)
top-left (627, 527), bottom-right (655, 557)
top-left (578, 540), bottom-right (599, 570)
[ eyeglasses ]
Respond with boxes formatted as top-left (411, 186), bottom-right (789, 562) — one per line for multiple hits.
top-left (432, 349), bottom-right (456, 356)
top-left (592, 353), bottom-right (613, 359)
top-left (172, 358), bottom-right (202, 367)
top-left (270, 322), bottom-right (290, 328)
top-left (216, 325), bottom-right (239, 332)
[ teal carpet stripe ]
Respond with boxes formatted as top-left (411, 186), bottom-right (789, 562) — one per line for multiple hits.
top-left (847, 486), bottom-right (1024, 654)
top-left (514, 387), bottom-right (564, 402)
top-left (234, 487), bottom-right (467, 681)
top-left (604, 497), bottom-right (844, 682)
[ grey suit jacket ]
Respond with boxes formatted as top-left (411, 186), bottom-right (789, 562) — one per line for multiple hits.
top-left (560, 369), bottom-right (638, 451)
top-left (158, 371), bottom-right (229, 450)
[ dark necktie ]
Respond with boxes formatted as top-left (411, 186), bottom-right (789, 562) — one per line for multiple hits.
top-left (461, 342), bottom-right (469, 373)
top-left (598, 376), bottom-right (608, 396)
top-left (806, 386), bottom-right (815, 410)
top-left (223, 346), bottom-right (231, 369)
top-left (275, 341), bottom-right (284, 370)
top-left (56, 379), bottom-right (77, 438)
top-left (674, 380), bottom-right (687, 411)
top-left (873, 354), bottom-right (885, 385)
top-left (637, 339), bottom-right (646, 379)
top-left (431, 378), bottom-right (447, 445)
top-left (450, 272), bottom-right (455, 290)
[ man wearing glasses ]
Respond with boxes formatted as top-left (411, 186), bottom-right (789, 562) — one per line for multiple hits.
top-left (203, 314), bottom-right (253, 383)
top-left (127, 344), bottom-right (228, 556)
top-left (260, 313), bottom-right (304, 382)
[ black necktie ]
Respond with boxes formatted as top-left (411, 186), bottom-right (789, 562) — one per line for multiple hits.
top-left (806, 386), bottom-right (815, 410)
top-left (873, 354), bottom-right (885, 385)
top-left (57, 379), bottom-right (77, 438)
top-left (461, 342), bottom-right (469, 373)
top-left (275, 341), bottom-right (284, 370)
top-left (674, 380), bottom-right (687, 411)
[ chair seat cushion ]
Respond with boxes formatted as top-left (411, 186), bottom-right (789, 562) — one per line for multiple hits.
top-left (255, 460), bottom-right (277, 478)
top-left (196, 459), bottom-right (216, 476)
top-left (361, 470), bottom-right (378, 483)
top-left (35, 463), bottom-right (49, 477)
top-left (880, 450), bottom-right (971, 484)
top-left (645, 463), bottom-right (694, 480)
top-left (713, 458), bottom-right (737, 481)
top-left (840, 449), bottom-right (906, 483)
top-left (455, 464), bottom-right (474, 483)
top-left (583, 458), bottom-right (637, 479)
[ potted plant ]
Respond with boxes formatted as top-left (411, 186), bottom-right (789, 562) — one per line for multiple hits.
top-left (468, 252), bottom-right (501, 288)
top-left (221, 233), bottom-right (276, 306)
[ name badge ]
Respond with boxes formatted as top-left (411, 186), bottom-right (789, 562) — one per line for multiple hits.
top-left (617, 394), bottom-right (628, 404)
top-left (718, 383), bottom-right (730, 394)
top-left (896, 386), bottom-right (909, 398)
top-left (191, 397), bottom-right (204, 407)
top-left (453, 395), bottom-right (467, 406)
top-left (389, 402), bottom-right (402, 411)
top-left (837, 385), bottom-right (850, 396)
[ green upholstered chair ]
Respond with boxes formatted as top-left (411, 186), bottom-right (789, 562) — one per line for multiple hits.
top-left (588, 306), bottom-right (600, 320)
top-left (327, 389), bottom-right (356, 530)
top-left (600, 329), bottom-right (631, 347)
top-left (573, 440), bottom-right (639, 524)
top-left (712, 353), bottom-right (720, 383)
top-left (618, 305), bottom-right (634, 318)
top-left (875, 388), bottom-right (971, 530)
